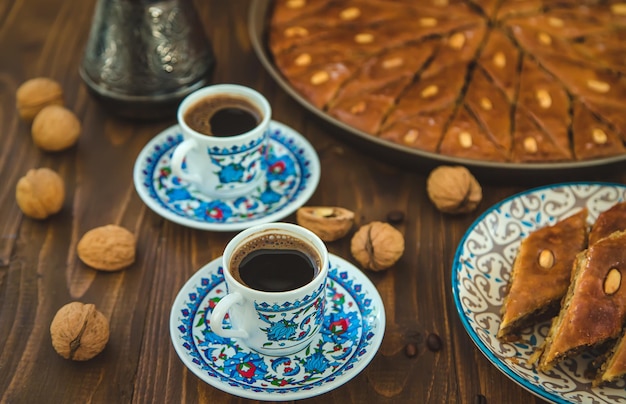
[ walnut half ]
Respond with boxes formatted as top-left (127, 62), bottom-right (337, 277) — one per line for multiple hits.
top-left (296, 206), bottom-right (355, 242)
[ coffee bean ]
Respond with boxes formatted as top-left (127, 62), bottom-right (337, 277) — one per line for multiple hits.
top-left (426, 332), bottom-right (442, 352)
top-left (386, 210), bottom-right (405, 224)
top-left (474, 393), bottom-right (487, 404)
top-left (404, 342), bottom-right (418, 358)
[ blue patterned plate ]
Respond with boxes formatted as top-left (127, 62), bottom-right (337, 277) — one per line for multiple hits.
top-left (452, 182), bottom-right (626, 404)
top-left (169, 254), bottom-right (385, 401)
top-left (133, 121), bottom-right (320, 231)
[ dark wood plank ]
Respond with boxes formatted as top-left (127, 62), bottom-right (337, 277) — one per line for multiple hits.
top-left (2, 0), bottom-right (605, 403)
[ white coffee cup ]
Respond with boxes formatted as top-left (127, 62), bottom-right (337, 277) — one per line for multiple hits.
top-left (171, 84), bottom-right (271, 198)
top-left (210, 222), bottom-right (329, 355)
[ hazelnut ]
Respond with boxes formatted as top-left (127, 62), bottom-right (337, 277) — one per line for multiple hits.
top-left (350, 101), bottom-right (367, 115)
top-left (524, 136), bottom-right (538, 153)
top-left (297, 206), bottom-right (355, 242)
top-left (382, 57), bottom-right (404, 69)
top-left (354, 32), bottom-right (374, 44)
top-left (31, 105), bottom-right (81, 151)
top-left (587, 79), bottom-right (610, 93)
top-left (604, 268), bottom-right (622, 295)
top-left (15, 168), bottom-right (65, 219)
top-left (426, 165), bottom-right (482, 214)
top-left (492, 51), bottom-right (506, 68)
top-left (284, 26), bottom-right (308, 38)
top-left (77, 225), bottom-right (136, 271)
top-left (350, 221), bottom-right (404, 271)
top-left (458, 131), bottom-right (473, 149)
top-left (592, 128), bottom-right (608, 145)
top-left (310, 70), bottom-right (330, 85)
top-left (294, 53), bottom-right (312, 67)
top-left (537, 32), bottom-right (552, 45)
top-left (538, 249), bottom-right (554, 269)
top-left (448, 32), bottom-right (466, 50)
top-left (611, 3), bottom-right (626, 15)
top-left (403, 129), bottom-right (419, 144)
top-left (548, 17), bottom-right (564, 27)
top-left (421, 85), bottom-right (439, 98)
top-left (16, 77), bottom-right (64, 121)
top-left (480, 97), bottom-right (493, 111)
top-left (50, 302), bottom-right (109, 361)
top-left (536, 89), bottom-right (552, 109)
top-left (286, 0), bottom-right (305, 9)
top-left (340, 7), bottom-right (360, 20)
top-left (419, 17), bottom-right (438, 27)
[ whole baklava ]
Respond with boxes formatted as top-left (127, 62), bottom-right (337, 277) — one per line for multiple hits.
top-left (268, 0), bottom-right (626, 163)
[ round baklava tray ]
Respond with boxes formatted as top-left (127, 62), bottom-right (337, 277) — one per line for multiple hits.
top-left (250, 0), bottom-right (626, 173)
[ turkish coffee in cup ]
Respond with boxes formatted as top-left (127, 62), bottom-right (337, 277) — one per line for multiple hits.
top-left (183, 95), bottom-right (263, 137)
top-left (210, 222), bottom-right (329, 355)
top-left (228, 231), bottom-right (322, 292)
top-left (171, 84), bottom-right (271, 198)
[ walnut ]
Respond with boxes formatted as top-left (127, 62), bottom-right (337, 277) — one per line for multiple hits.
top-left (31, 105), bottom-right (81, 151)
top-left (50, 302), bottom-right (109, 361)
top-left (350, 221), bottom-right (404, 271)
top-left (296, 206), bottom-right (355, 242)
top-left (15, 168), bottom-right (65, 219)
top-left (16, 77), bottom-right (64, 121)
top-left (426, 165), bottom-right (482, 214)
top-left (77, 225), bottom-right (136, 271)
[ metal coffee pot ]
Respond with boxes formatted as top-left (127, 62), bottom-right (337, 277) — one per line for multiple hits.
top-left (80, 0), bottom-right (215, 120)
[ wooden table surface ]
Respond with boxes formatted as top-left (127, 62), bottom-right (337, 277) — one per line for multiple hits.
top-left (2, 1), bottom-right (625, 403)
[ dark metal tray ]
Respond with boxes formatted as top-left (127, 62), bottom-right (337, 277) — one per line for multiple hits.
top-left (247, 0), bottom-right (626, 180)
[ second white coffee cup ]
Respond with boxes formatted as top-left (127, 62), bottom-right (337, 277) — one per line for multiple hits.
top-left (171, 84), bottom-right (271, 198)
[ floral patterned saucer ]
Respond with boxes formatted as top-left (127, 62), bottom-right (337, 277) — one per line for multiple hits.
top-left (169, 254), bottom-right (386, 401)
top-left (133, 121), bottom-right (320, 231)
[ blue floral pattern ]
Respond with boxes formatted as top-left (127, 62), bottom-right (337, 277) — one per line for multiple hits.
top-left (258, 295), bottom-right (324, 349)
top-left (170, 255), bottom-right (385, 400)
top-left (134, 121), bottom-right (319, 231)
top-left (209, 142), bottom-right (265, 188)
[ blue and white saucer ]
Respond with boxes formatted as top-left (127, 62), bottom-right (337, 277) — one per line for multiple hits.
top-left (169, 254), bottom-right (386, 401)
top-left (133, 121), bottom-right (320, 231)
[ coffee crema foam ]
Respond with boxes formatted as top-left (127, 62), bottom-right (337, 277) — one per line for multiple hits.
top-left (229, 232), bottom-right (321, 286)
top-left (184, 95), bottom-right (262, 137)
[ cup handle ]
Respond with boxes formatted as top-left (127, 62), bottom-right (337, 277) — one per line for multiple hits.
top-left (209, 292), bottom-right (249, 339)
top-left (170, 138), bottom-right (202, 184)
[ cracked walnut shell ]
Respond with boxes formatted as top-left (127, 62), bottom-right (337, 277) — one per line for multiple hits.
top-left (350, 221), bottom-right (404, 271)
top-left (15, 167), bottom-right (65, 219)
top-left (296, 206), bottom-right (355, 241)
top-left (50, 302), bottom-right (109, 361)
top-left (426, 165), bottom-right (482, 214)
top-left (77, 225), bottom-right (136, 271)
top-left (16, 77), bottom-right (64, 121)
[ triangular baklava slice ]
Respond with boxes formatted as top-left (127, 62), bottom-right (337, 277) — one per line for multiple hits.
top-left (595, 327), bottom-right (626, 386)
top-left (535, 230), bottom-right (626, 372)
top-left (498, 208), bottom-right (588, 341)
top-left (572, 100), bottom-right (626, 161)
top-left (590, 202), bottom-right (626, 246)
